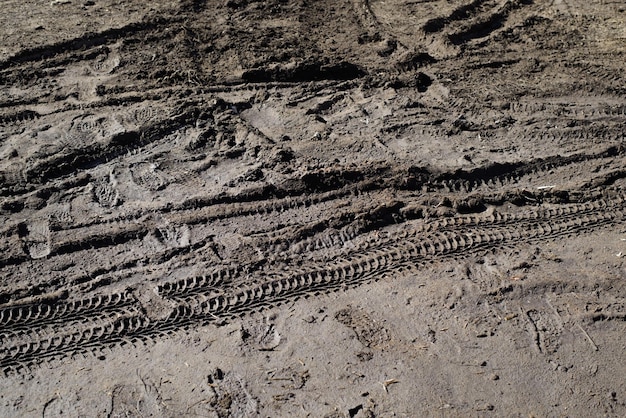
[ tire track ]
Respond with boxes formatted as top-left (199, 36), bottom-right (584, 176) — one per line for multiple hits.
top-left (157, 268), bottom-right (237, 299)
top-left (0, 157), bottom-right (620, 304)
top-left (0, 109), bottom-right (40, 127)
top-left (0, 182), bottom-right (372, 269)
top-left (0, 307), bottom-right (142, 349)
top-left (257, 191), bottom-right (619, 261)
top-left (3, 143), bottom-right (621, 268)
top-left (1, 196), bottom-right (623, 374)
top-left (0, 292), bottom-right (134, 331)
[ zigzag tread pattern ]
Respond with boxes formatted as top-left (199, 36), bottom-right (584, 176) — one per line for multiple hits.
top-left (0, 196), bottom-right (624, 374)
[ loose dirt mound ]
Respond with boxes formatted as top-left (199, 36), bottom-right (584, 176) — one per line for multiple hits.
top-left (1, 0), bottom-right (625, 416)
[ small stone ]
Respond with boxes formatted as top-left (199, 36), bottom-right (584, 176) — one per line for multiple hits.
top-left (490, 373), bottom-right (499, 381)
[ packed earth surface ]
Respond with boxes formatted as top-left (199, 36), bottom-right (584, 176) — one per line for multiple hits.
top-left (1, 0), bottom-right (626, 416)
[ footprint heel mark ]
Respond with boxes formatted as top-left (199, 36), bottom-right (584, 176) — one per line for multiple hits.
top-left (18, 219), bottom-right (51, 259)
top-left (63, 115), bottom-right (111, 148)
top-left (89, 47), bottom-right (120, 75)
top-left (123, 105), bottom-right (159, 129)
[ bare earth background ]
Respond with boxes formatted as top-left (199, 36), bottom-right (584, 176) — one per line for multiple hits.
top-left (1, 0), bottom-right (625, 416)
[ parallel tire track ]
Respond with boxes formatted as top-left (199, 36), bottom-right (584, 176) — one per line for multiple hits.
top-left (275, 196), bottom-right (618, 258)
top-left (1, 196), bottom-right (624, 374)
top-left (3, 143), bottom-right (621, 270)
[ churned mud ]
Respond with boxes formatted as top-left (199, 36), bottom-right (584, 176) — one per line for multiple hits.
top-left (1, 0), bottom-right (625, 416)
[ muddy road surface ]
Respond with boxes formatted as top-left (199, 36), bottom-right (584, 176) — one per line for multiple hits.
top-left (1, 0), bottom-right (625, 416)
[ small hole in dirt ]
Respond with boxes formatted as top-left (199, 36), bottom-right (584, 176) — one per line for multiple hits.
top-left (348, 404), bottom-right (363, 417)
top-left (98, 355), bottom-right (106, 361)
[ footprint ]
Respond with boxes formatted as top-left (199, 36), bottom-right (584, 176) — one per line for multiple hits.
top-left (42, 392), bottom-right (84, 417)
top-left (122, 104), bottom-right (160, 129)
top-left (133, 283), bottom-right (176, 321)
top-left (109, 381), bottom-right (163, 418)
top-left (93, 173), bottom-right (120, 208)
top-left (0, 161), bottom-right (27, 188)
top-left (154, 223), bottom-right (190, 248)
top-left (63, 114), bottom-right (110, 148)
top-left (239, 316), bottom-right (281, 351)
top-left (130, 162), bottom-right (168, 191)
top-left (206, 368), bottom-right (258, 418)
top-left (526, 309), bottom-right (562, 354)
top-left (47, 204), bottom-right (74, 227)
top-left (19, 219), bottom-right (51, 259)
top-left (335, 306), bottom-right (391, 349)
top-left (89, 44), bottom-right (121, 75)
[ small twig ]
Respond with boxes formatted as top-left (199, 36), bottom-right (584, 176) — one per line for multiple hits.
top-left (523, 194), bottom-right (538, 202)
top-left (185, 399), bottom-right (212, 415)
top-left (42, 397), bottom-right (58, 418)
top-left (382, 379), bottom-right (399, 393)
top-left (577, 323), bottom-right (598, 351)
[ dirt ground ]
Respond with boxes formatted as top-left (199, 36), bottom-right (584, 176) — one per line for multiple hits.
top-left (1, 0), bottom-right (625, 416)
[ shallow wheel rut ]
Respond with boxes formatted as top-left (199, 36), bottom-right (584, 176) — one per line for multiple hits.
top-left (1, 194), bottom-right (623, 374)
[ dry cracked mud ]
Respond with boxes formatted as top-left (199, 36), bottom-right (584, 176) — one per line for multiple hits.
top-left (1, 0), bottom-right (625, 416)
